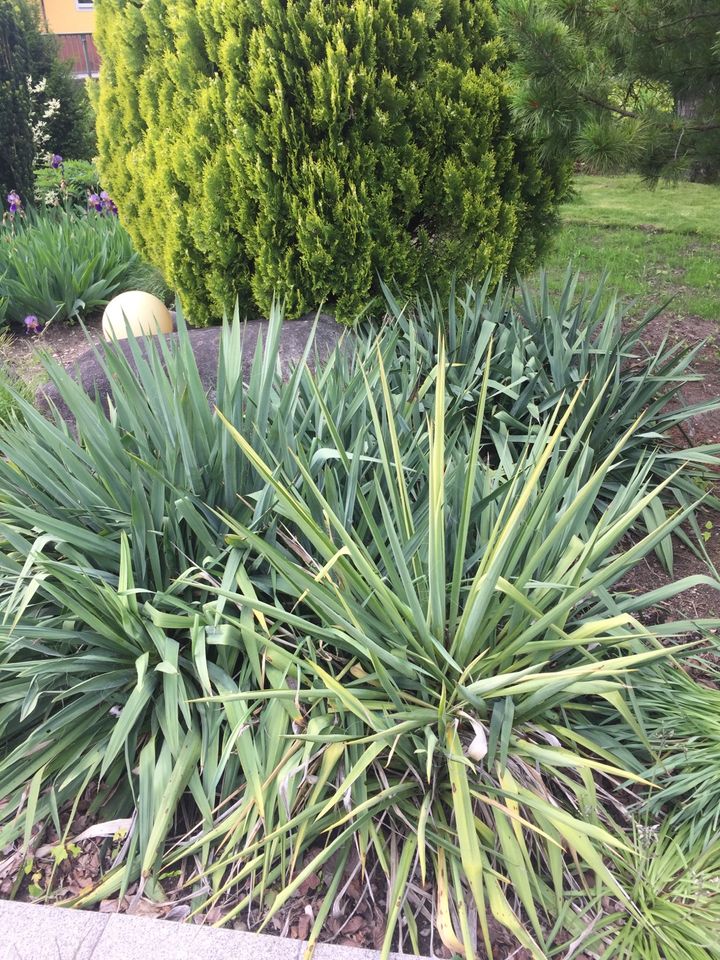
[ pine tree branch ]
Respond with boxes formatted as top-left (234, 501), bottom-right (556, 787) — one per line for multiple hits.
top-left (581, 92), bottom-right (720, 131)
top-left (581, 94), bottom-right (640, 121)
top-left (520, 27), bottom-right (719, 132)
top-left (614, 7), bottom-right (720, 50)
top-left (656, 11), bottom-right (720, 32)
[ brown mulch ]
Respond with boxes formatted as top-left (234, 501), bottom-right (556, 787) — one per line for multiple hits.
top-left (617, 311), bottom-right (720, 622)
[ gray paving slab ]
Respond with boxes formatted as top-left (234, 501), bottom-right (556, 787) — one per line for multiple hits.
top-left (92, 911), bottom-right (302, 960)
top-left (0, 899), bottom-right (108, 960)
top-left (311, 944), bottom-right (427, 960)
top-left (0, 900), bottom-right (431, 960)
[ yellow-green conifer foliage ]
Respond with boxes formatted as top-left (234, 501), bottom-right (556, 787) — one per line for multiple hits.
top-left (95, 0), bottom-right (568, 325)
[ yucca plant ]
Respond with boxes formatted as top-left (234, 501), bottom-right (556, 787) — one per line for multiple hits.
top-left (121, 352), bottom-right (713, 959)
top-left (0, 306), bottom-right (355, 893)
top-left (377, 270), bottom-right (720, 571)
top-left (0, 298), bottom-right (716, 956)
top-left (0, 304), bottom-right (440, 909)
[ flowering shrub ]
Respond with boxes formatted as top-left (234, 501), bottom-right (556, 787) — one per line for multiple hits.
top-left (26, 76), bottom-right (61, 158)
top-left (34, 157), bottom-right (100, 208)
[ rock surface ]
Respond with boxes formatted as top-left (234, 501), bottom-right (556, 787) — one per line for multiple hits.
top-left (36, 313), bottom-right (345, 423)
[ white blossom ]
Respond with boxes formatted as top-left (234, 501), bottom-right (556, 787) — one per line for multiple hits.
top-left (26, 75), bottom-right (47, 94)
top-left (24, 76), bottom-right (62, 161)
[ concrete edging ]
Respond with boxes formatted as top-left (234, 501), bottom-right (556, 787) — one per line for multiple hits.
top-left (0, 899), bottom-right (430, 960)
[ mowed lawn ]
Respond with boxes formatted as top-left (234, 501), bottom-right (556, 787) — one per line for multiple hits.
top-left (536, 175), bottom-right (720, 322)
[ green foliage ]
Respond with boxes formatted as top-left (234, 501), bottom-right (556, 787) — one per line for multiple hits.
top-left (0, 307), bottom-right (350, 901)
top-left (0, 207), bottom-right (169, 325)
top-left (500, 0), bottom-right (720, 183)
top-left (614, 659), bottom-right (720, 845)
top-left (95, 0), bottom-right (570, 325)
top-left (0, 0), bottom-right (96, 205)
top-left (48, 76), bottom-right (96, 163)
top-left (605, 822), bottom-right (720, 960)
top-left (33, 159), bottom-right (100, 208)
top-left (0, 292), bottom-right (716, 955)
top-left (0, 0), bottom-right (34, 201)
top-left (378, 272), bottom-right (720, 571)
top-left (181, 368), bottom-right (705, 958)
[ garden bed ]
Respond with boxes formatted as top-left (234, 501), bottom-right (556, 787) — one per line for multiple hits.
top-left (2, 276), bottom-right (720, 960)
top-left (2, 314), bottom-right (104, 383)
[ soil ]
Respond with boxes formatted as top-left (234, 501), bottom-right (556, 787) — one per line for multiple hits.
top-left (0, 789), bottom-right (526, 958)
top-left (617, 311), bottom-right (720, 622)
top-left (1, 315), bottom-right (104, 385)
top-left (0, 802), bottom-right (564, 960)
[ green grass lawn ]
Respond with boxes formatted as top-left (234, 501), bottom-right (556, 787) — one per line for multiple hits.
top-left (536, 175), bottom-right (720, 322)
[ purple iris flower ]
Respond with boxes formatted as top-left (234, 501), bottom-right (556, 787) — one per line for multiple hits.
top-left (6, 191), bottom-right (22, 214)
top-left (23, 315), bottom-right (43, 335)
top-left (89, 190), bottom-right (118, 215)
top-left (100, 191), bottom-right (118, 214)
top-left (51, 154), bottom-right (63, 169)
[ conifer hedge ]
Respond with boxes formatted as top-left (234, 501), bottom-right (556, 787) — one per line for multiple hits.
top-left (0, 0), bottom-right (34, 202)
top-left (95, 0), bottom-right (569, 324)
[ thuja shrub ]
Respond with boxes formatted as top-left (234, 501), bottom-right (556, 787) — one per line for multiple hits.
top-left (94, 0), bottom-right (569, 325)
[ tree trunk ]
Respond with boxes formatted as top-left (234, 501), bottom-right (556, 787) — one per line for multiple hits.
top-left (674, 93), bottom-right (714, 181)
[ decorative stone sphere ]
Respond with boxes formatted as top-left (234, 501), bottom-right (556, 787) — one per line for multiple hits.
top-left (102, 291), bottom-right (173, 341)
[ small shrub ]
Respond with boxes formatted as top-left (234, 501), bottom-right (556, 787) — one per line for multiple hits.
top-left (0, 207), bottom-right (169, 325)
top-left (33, 159), bottom-right (100, 208)
top-left (95, 0), bottom-right (570, 324)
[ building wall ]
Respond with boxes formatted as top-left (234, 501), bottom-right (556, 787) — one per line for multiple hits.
top-left (41, 0), bottom-right (95, 35)
top-left (39, 0), bottom-right (98, 77)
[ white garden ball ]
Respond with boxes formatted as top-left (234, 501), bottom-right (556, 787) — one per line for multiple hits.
top-left (102, 291), bottom-right (174, 341)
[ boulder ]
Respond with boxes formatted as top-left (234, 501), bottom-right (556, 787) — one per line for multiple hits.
top-left (36, 314), bottom-right (346, 424)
